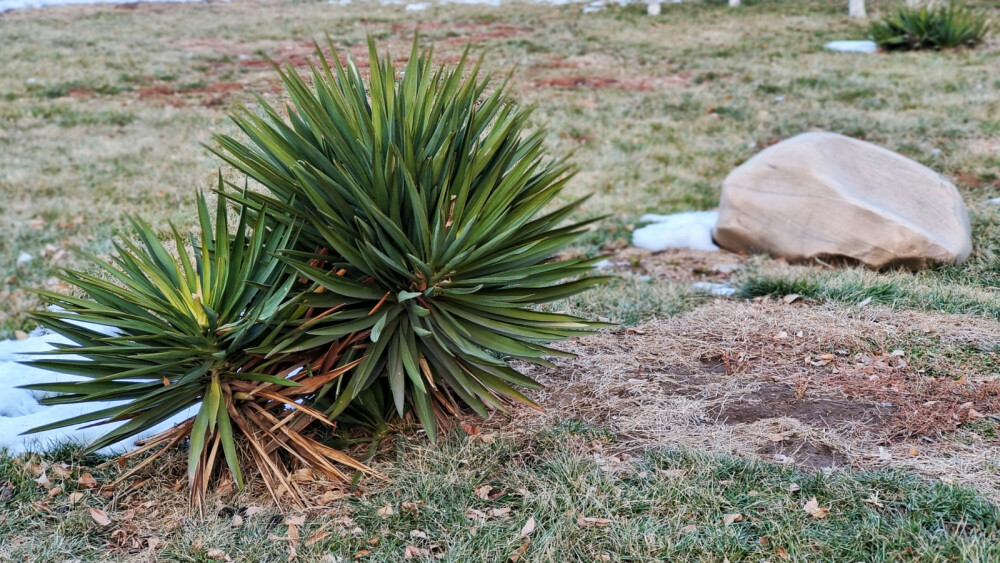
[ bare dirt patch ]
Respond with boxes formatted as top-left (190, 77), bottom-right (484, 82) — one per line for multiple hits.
top-left (486, 299), bottom-right (1000, 499)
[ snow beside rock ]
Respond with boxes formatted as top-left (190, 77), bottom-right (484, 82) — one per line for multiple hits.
top-left (632, 210), bottom-right (719, 252)
top-left (0, 330), bottom-right (195, 456)
top-left (823, 40), bottom-right (878, 54)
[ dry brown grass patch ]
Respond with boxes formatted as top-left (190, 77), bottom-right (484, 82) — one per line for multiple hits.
top-left (487, 299), bottom-right (1000, 499)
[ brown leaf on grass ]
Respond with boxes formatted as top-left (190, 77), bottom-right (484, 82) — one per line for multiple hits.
top-left (679, 524), bottom-right (698, 534)
top-left (401, 501), bottom-right (423, 516)
top-left (1, 480), bottom-right (17, 502)
top-left (48, 486), bottom-right (62, 497)
top-left (285, 514), bottom-right (306, 526)
top-left (465, 508), bottom-right (487, 521)
top-left (287, 523), bottom-right (300, 542)
top-left (776, 546), bottom-right (791, 560)
top-left (788, 483), bottom-right (801, 493)
top-left (245, 506), bottom-right (264, 517)
top-left (460, 421), bottom-right (480, 436)
top-left (89, 508), bottom-right (113, 526)
top-left (509, 538), bottom-right (530, 562)
top-left (474, 484), bottom-right (493, 500)
top-left (35, 472), bottom-right (51, 489)
top-left (377, 504), bottom-right (395, 519)
top-left (206, 548), bottom-right (232, 561)
top-left (781, 294), bottom-right (801, 304)
top-left (78, 473), bottom-right (97, 489)
top-left (723, 513), bottom-right (742, 525)
top-left (403, 545), bottom-right (429, 559)
top-left (576, 516), bottom-right (611, 527)
top-left (50, 463), bottom-right (72, 479)
top-left (353, 549), bottom-right (371, 558)
top-left (518, 516), bottom-right (537, 538)
top-left (489, 507), bottom-right (511, 519)
top-left (231, 515), bottom-right (244, 528)
top-left (306, 531), bottom-right (331, 547)
top-left (802, 497), bottom-right (829, 519)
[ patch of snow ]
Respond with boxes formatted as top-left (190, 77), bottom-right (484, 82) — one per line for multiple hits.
top-left (692, 281), bottom-right (737, 297)
top-left (404, 1), bottom-right (428, 8)
top-left (16, 252), bottom-right (32, 265)
top-left (823, 40), bottom-right (878, 54)
top-left (0, 331), bottom-right (195, 456)
top-left (632, 210), bottom-right (719, 252)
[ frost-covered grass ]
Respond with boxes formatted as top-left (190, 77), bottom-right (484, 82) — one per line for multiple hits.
top-left (2, 427), bottom-right (1000, 562)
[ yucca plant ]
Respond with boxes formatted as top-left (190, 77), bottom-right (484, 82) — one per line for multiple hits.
top-left (20, 186), bottom-right (371, 508)
top-left (870, 3), bottom-right (991, 50)
top-left (213, 38), bottom-right (608, 441)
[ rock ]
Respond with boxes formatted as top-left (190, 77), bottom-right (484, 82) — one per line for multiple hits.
top-left (713, 132), bottom-right (971, 269)
top-left (823, 40), bottom-right (878, 54)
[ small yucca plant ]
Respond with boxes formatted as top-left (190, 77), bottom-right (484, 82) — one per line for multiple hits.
top-left (214, 38), bottom-right (607, 440)
top-left (21, 187), bottom-right (370, 508)
top-left (870, 3), bottom-right (991, 50)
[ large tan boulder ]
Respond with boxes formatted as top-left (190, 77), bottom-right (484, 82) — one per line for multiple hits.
top-left (713, 132), bottom-right (971, 269)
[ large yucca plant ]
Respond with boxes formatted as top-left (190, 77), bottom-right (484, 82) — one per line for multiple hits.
top-left (870, 3), bottom-right (991, 50)
top-left (20, 187), bottom-right (370, 508)
top-left (213, 38), bottom-right (607, 440)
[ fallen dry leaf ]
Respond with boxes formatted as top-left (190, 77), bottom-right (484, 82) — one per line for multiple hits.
top-left (576, 516), bottom-right (611, 527)
top-left (518, 516), bottom-right (537, 538)
top-left (206, 548), bottom-right (231, 561)
top-left (401, 501), bottom-right (423, 516)
top-left (776, 546), bottom-right (791, 560)
top-left (489, 507), bottom-right (511, 519)
top-left (509, 538), bottom-right (530, 562)
top-left (90, 508), bottom-right (113, 526)
top-left (802, 497), bottom-right (829, 519)
top-left (474, 485), bottom-right (493, 501)
top-left (306, 531), bottom-right (331, 547)
top-left (377, 504), bottom-right (395, 519)
top-left (723, 513), bottom-right (742, 525)
top-left (50, 463), bottom-right (72, 479)
top-left (460, 421), bottom-right (480, 436)
top-left (231, 515), bottom-right (244, 528)
top-left (78, 473), bottom-right (97, 489)
top-left (403, 545), bottom-right (428, 559)
top-left (34, 472), bottom-right (51, 489)
top-left (679, 524), bottom-right (698, 534)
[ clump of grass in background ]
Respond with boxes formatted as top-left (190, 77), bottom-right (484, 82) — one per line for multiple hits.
top-left (870, 3), bottom-right (991, 50)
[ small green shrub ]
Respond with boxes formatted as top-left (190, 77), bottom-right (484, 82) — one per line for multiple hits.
top-left (214, 38), bottom-right (607, 441)
top-left (870, 3), bottom-right (991, 51)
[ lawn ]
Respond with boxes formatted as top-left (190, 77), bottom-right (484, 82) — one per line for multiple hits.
top-left (2, 0), bottom-right (1000, 560)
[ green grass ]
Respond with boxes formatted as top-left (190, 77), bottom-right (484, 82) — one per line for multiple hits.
top-left (2, 427), bottom-right (999, 562)
top-left (1, 0), bottom-right (999, 334)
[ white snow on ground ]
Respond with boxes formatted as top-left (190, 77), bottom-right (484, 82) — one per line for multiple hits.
top-left (692, 281), bottom-right (737, 297)
top-left (823, 40), bottom-right (878, 54)
top-left (631, 210), bottom-right (719, 252)
top-left (0, 329), bottom-right (195, 456)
